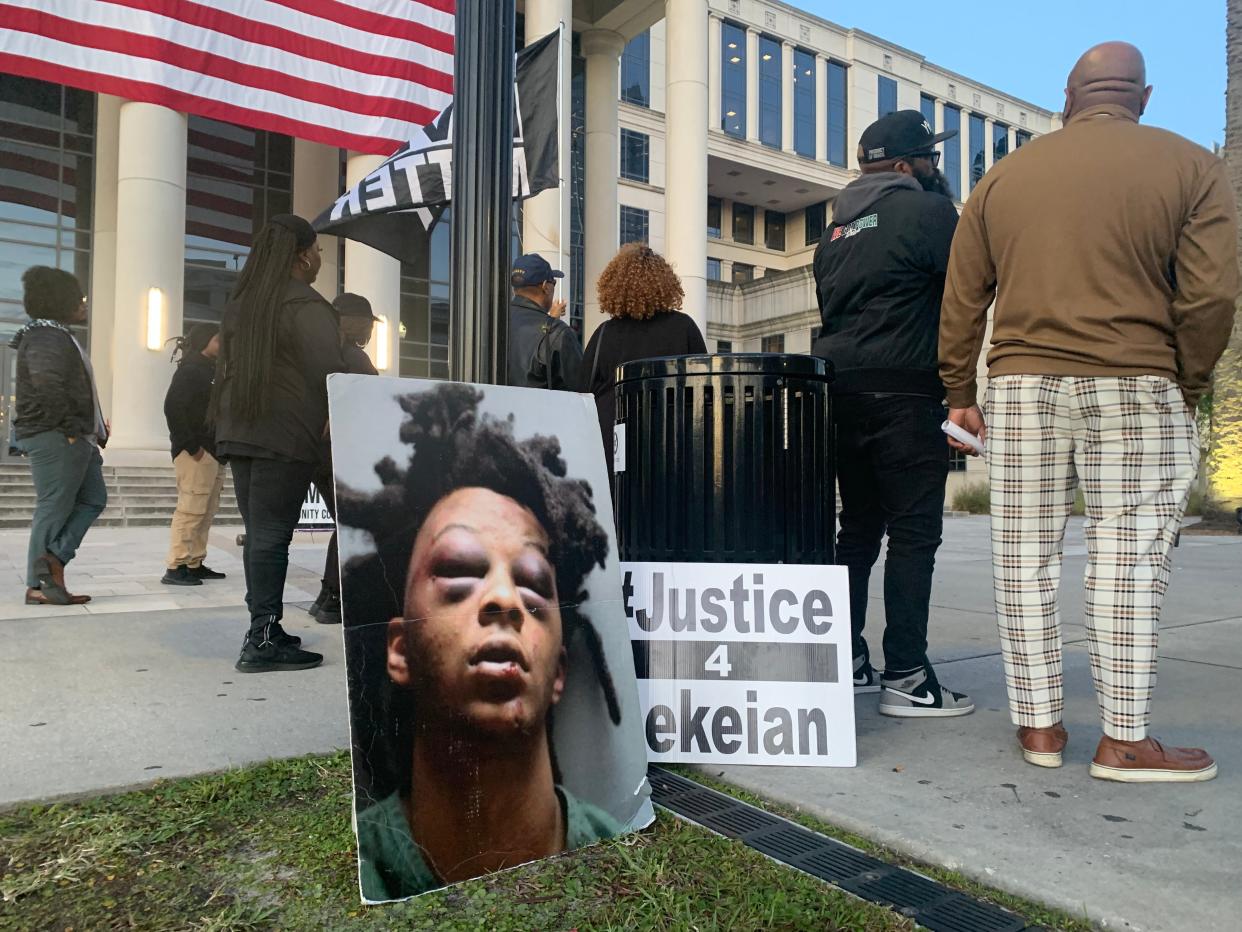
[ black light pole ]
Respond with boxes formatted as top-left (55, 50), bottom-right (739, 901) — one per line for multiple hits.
top-left (449, 0), bottom-right (515, 385)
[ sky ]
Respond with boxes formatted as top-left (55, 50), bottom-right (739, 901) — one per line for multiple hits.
top-left (802, 0), bottom-right (1226, 150)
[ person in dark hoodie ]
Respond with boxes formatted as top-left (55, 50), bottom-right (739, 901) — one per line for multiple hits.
top-left (213, 214), bottom-right (346, 673)
top-left (161, 322), bottom-right (226, 587)
top-left (507, 254), bottom-right (581, 391)
top-left (811, 110), bottom-right (972, 719)
top-left (307, 292), bottom-right (380, 626)
top-left (11, 266), bottom-right (107, 606)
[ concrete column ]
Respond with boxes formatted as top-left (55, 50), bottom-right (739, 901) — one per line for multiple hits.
top-left (344, 153), bottom-right (402, 372)
top-left (745, 28), bottom-right (759, 143)
top-left (780, 41), bottom-right (794, 153)
top-left (292, 139), bottom-right (341, 301)
top-left (708, 14), bottom-right (722, 131)
top-left (984, 117), bottom-right (995, 171)
top-left (89, 95), bottom-right (120, 421)
top-left (582, 29), bottom-right (625, 337)
top-left (110, 102), bottom-right (187, 453)
top-left (665, 0), bottom-right (709, 335)
top-left (522, 0), bottom-right (572, 298)
top-left (814, 56), bottom-right (827, 162)
top-left (1007, 124), bottom-right (1017, 157)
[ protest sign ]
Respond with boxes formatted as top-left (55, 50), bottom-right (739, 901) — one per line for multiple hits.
top-left (328, 375), bottom-right (654, 904)
top-left (622, 561), bottom-right (855, 767)
top-left (297, 484), bottom-right (333, 529)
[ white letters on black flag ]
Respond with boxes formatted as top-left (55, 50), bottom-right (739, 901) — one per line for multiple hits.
top-left (311, 29), bottom-right (561, 265)
top-left (623, 562), bottom-right (856, 766)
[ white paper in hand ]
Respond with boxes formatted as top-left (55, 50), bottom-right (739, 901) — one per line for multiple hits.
top-left (941, 419), bottom-right (986, 456)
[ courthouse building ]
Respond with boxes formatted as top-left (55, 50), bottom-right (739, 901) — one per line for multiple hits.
top-left (0, 0), bottom-right (1056, 483)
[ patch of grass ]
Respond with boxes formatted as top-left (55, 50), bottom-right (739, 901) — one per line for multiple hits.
top-left (672, 766), bottom-right (1097, 932)
top-left (0, 752), bottom-right (911, 932)
top-left (950, 480), bottom-right (991, 515)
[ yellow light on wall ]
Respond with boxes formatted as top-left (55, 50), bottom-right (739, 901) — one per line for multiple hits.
top-left (374, 317), bottom-right (391, 371)
top-left (145, 287), bottom-right (163, 351)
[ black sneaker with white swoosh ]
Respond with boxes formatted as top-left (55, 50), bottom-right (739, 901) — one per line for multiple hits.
top-left (878, 666), bottom-right (974, 718)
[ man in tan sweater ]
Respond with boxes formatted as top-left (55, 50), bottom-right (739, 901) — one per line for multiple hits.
top-left (939, 42), bottom-right (1237, 782)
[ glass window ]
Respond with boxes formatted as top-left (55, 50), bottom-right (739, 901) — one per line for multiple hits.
top-left (398, 209), bottom-right (451, 380)
top-left (620, 30), bottom-right (650, 107)
top-left (826, 62), bottom-right (848, 167)
top-left (764, 210), bottom-right (785, 251)
top-left (942, 105), bottom-right (961, 200)
top-left (1015, 129), bottom-right (1032, 148)
top-left (920, 94), bottom-right (936, 130)
top-left (619, 128), bottom-right (649, 183)
top-left (969, 113), bottom-right (986, 191)
top-left (716, 339), bottom-right (733, 353)
top-left (762, 333), bottom-right (785, 353)
top-left (721, 21), bottom-right (747, 138)
top-left (619, 205), bottom-right (649, 245)
top-left (569, 48), bottom-right (585, 331)
top-left (706, 257), bottom-right (721, 280)
top-left (0, 77), bottom-right (95, 339)
top-left (707, 196), bottom-right (722, 238)
top-left (993, 122), bottom-right (1009, 163)
top-left (878, 75), bottom-right (898, 117)
top-left (732, 263), bottom-right (754, 284)
top-left (184, 115), bottom-right (292, 329)
top-left (793, 48), bottom-right (816, 158)
top-left (732, 202), bottom-right (754, 244)
top-left (805, 201), bottom-right (827, 246)
top-left (758, 36), bottom-right (782, 148)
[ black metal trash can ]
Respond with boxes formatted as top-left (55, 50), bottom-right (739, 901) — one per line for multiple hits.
top-left (614, 353), bottom-right (834, 565)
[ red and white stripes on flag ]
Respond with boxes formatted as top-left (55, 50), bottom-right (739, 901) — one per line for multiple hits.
top-left (0, 0), bottom-right (455, 155)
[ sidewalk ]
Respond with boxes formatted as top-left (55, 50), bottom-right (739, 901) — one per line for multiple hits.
top-left (2, 520), bottom-right (1239, 931)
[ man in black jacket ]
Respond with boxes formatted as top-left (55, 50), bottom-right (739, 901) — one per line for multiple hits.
top-left (507, 254), bottom-right (581, 390)
top-left (162, 323), bottom-right (226, 586)
top-left (11, 266), bottom-right (108, 605)
top-left (812, 110), bottom-right (973, 718)
top-left (308, 292), bottom-right (380, 626)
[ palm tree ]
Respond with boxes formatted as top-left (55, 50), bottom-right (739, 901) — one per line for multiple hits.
top-left (1208, 0), bottom-right (1242, 521)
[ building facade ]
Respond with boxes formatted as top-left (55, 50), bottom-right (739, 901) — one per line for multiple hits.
top-left (0, 0), bottom-right (1056, 488)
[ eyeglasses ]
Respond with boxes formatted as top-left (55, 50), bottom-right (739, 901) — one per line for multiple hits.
top-left (903, 150), bottom-right (941, 167)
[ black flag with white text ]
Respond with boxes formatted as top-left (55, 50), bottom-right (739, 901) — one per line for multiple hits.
top-left (312, 29), bottom-right (560, 264)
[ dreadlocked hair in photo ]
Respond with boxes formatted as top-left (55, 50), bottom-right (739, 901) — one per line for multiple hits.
top-left (219, 221), bottom-right (305, 423)
top-left (338, 383), bottom-right (621, 729)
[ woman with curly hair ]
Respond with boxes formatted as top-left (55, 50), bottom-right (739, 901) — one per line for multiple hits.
top-left (336, 384), bottom-right (626, 902)
top-left (579, 244), bottom-right (706, 473)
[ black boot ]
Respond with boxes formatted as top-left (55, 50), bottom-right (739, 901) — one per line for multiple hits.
top-left (308, 584), bottom-right (330, 619)
top-left (236, 618), bottom-right (322, 673)
top-left (161, 565), bottom-right (203, 587)
top-left (315, 592), bottom-right (342, 625)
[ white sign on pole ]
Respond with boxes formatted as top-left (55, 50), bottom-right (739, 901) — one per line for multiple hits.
top-left (622, 561), bottom-right (855, 767)
top-left (298, 483), bottom-right (334, 528)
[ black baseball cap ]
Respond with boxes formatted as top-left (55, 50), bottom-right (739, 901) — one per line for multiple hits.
top-left (858, 109), bottom-right (957, 164)
top-left (511, 253), bottom-right (564, 288)
top-left (332, 293), bottom-right (380, 321)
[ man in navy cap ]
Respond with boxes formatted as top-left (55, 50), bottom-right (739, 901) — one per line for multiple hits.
top-left (812, 109), bottom-right (972, 718)
top-left (507, 253), bottom-right (582, 391)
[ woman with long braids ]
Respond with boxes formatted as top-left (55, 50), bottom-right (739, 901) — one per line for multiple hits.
top-left (213, 214), bottom-right (345, 673)
top-left (161, 322), bottom-right (226, 587)
top-left (336, 384), bottom-right (626, 901)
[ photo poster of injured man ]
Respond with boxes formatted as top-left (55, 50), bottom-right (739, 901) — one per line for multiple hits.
top-left (327, 375), bottom-right (655, 905)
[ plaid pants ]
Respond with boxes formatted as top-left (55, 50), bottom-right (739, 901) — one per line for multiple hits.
top-left (985, 375), bottom-right (1198, 741)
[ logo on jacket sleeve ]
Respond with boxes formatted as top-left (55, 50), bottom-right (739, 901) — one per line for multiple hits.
top-left (829, 213), bottom-right (878, 242)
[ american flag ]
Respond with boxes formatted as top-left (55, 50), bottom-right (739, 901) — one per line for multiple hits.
top-left (0, 0), bottom-right (455, 156)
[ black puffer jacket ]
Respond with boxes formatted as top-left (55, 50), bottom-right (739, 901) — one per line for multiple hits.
top-left (214, 280), bottom-right (346, 464)
top-left (10, 321), bottom-right (98, 441)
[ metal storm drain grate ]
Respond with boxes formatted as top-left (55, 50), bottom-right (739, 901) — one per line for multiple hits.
top-left (648, 766), bottom-right (1030, 932)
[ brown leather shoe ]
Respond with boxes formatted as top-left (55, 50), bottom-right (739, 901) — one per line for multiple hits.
top-left (1018, 723), bottom-right (1068, 768)
top-left (25, 587), bottom-right (89, 606)
top-left (34, 553), bottom-right (91, 604)
top-left (1090, 736), bottom-right (1217, 783)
